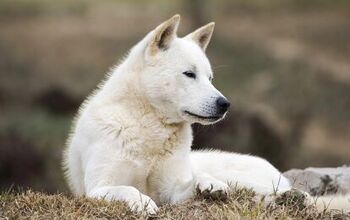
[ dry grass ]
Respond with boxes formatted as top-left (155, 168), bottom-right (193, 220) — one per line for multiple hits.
top-left (1, 188), bottom-right (348, 219)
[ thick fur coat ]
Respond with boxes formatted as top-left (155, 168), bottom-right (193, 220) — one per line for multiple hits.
top-left (63, 15), bottom-right (349, 214)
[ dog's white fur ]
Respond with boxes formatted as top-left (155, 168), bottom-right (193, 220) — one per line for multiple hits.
top-left (63, 15), bottom-right (349, 214)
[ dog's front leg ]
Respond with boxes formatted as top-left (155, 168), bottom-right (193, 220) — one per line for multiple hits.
top-left (170, 173), bottom-right (229, 203)
top-left (163, 178), bottom-right (196, 204)
top-left (157, 162), bottom-right (229, 204)
top-left (88, 185), bottom-right (158, 214)
top-left (155, 148), bottom-right (230, 204)
top-left (194, 172), bottom-right (229, 200)
top-left (84, 157), bottom-right (158, 214)
top-left (162, 172), bottom-right (229, 203)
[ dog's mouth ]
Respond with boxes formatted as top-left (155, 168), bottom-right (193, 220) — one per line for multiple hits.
top-left (183, 110), bottom-right (222, 121)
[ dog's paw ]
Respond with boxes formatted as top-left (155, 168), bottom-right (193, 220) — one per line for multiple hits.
top-left (196, 177), bottom-right (229, 201)
top-left (127, 194), bottom-right (158, 215)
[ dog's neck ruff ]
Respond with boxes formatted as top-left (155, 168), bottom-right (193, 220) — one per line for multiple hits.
top-left (121, 85), bottom-right (192, 159)
top-left (93, 66), bottom-right (192, 161)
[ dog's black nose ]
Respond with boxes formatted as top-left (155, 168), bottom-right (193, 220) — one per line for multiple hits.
top-left (216, 97), bottom-right (230, 113)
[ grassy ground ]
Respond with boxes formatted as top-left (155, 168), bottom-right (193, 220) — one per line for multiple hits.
top-left (0, 188), bottom-right (348, 219)
top-left (1, 0), bottom-right (350, 197)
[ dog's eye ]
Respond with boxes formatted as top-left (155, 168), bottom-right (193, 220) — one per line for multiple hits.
top-left (182, 71), bottom-right (196, 79)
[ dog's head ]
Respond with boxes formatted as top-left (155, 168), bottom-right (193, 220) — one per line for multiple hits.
top-left (139, 15), bottom-right (230, 125)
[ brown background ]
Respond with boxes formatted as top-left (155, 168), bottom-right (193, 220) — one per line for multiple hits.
top-left (0, 0), bottom-right (349, 193)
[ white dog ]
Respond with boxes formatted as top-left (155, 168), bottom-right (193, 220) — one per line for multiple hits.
top-left (63, 15), bottom-right (349, 214)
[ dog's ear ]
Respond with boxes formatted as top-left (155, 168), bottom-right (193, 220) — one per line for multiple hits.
top-left (148, 14), bottom-right (180, 55)
top-left (185, 22), bottom-right (215, 51)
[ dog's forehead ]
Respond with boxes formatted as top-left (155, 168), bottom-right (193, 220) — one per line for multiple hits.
top-left (173, 38), bottom-right (213, 76)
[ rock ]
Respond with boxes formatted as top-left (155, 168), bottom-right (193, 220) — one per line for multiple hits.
top-left (283, 166), bottom-right (350, 196)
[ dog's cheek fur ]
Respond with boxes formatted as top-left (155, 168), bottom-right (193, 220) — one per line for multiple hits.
top-left (140, 71), bottom-right (182, 119)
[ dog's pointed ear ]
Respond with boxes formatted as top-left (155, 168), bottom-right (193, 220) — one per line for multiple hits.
top-left (148, 14), bottom-right (180, 55)
top-left (185, 22), bottom-right (215, 51)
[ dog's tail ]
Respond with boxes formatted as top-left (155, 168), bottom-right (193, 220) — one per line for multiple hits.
top-left (311, 194), bottom-right (350, 213)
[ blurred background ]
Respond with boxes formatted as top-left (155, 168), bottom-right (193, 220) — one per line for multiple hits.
top-left (0, 0), bottom-right (349, 193)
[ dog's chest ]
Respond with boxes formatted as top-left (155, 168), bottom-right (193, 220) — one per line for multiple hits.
top-left (117, 119), bottom-right (192, 193)
top-left (119, 117), bottom-right (191, 161)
